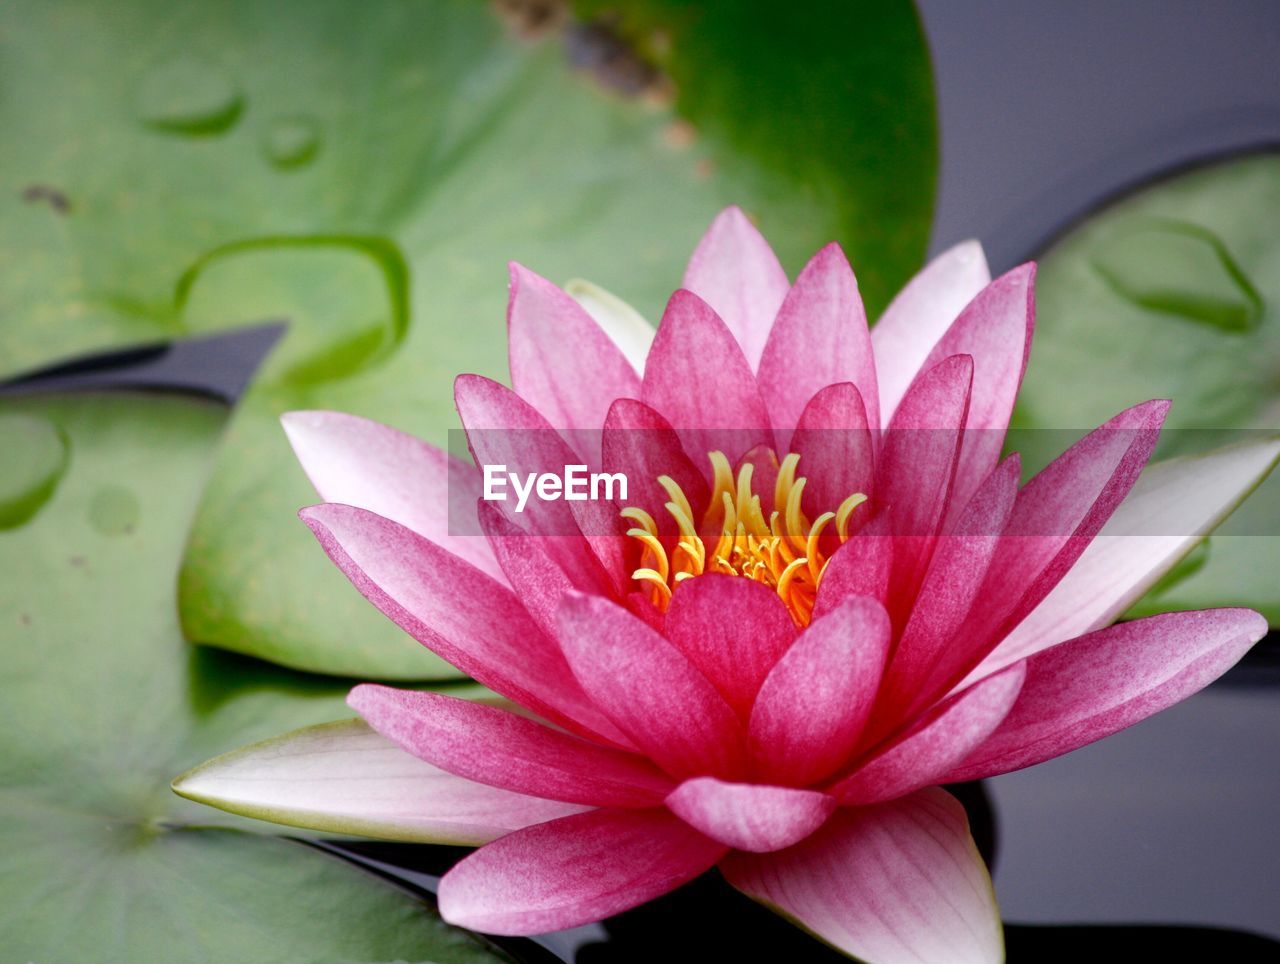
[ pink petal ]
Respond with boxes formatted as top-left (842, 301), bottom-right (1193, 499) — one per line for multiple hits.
top-left (601, 397), bottom-right (709, 539)
top-left (958, 399), bottom-right (1170, 682)
top-left (281, 410), bottom-right (506, 585)
top-left (722, 788), bottom-right (1002, 964)
top-left (663, 574), bottom-right (798, 719)
top-left (682, 206), bottom-right (790, 371)
top-left (812, 514), bottom-right (894, 618)
top-left (172, 718), bottom-right (589, 845)
top-left (348, 685), bottom-right (672, 808)
top-left (455, 374), bottom-right (625, 592)
top-left (476, 501), bottom-right (574, 643)
top-left (640, 289), bottom-right (773, 469)
top-left (788, 382), bottom-right (876, 515)
top-left (876, 354), bottom-right (973, 620)
top-left (748, 596), bottom-right (891, 786)
top-left (878, 456), bottom-right (1021, 718)
top-left (438, 807), bottom-right (727, 935)
top-left (946, 608), bottom-right (1267, 783)
top-left (831, 664), bottom-right (1025, 805)
top-left (507, 263), bottom-right (641, 433)
top-left (921, 264), bottom-right (1035, 514)
top-left (757, 243), bottom-right (878, 448)
top-left (973, 437), bottom-right (1280, 678)
top-left (665, 777), bottom-right (836, 852)
top-left (300, 503), bottom-right (622, 745)
top-left (872, 240), bottom-right (991, 425)
top-left (565, 278), bottom-right (654, 375)
top-left (557, 592), bottom-right (749, 780)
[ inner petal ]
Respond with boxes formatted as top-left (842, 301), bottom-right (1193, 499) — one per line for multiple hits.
top-left (622, 450), bottom-right (868, 627)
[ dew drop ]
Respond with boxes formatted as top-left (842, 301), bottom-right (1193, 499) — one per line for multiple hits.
top-left (88, 485), bottom-right (140, 537)
top-left (262, 115), bottom-right (322, 170)
top-left (135, 54), bottom-right (244, 136)
top-left (1091, 220), bottom-right (1263, 333)
top-left (0, 414), bottom-right (69, 529)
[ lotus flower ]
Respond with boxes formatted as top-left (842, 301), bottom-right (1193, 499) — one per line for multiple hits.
top-left (176, 208), bottom-right (1278, 964)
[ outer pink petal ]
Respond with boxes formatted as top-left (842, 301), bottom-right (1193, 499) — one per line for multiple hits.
top-left (171, 718), bottom-right (590, 846)
top-left (876, 354), bottom-right (973, 621)
top-left (507, 263), bottom-right (641, 433)
top-left (682, 206), bottom-right (790, 371)
top-left (300, 503), bottom-right (622, 745)
top-left (748, 597), bottom-right (891, 786)
top-left (476, 501), bottom-right (573, 644)
top-left (663, 574), bottom-right (798, 719)
top-left (878, 456), bottom-right (1021, 719)
top-left (757, 243), bottom-right (878, 448)
top-left (438, 807), bottom-right (727, 935)
top-left (455, 373), bottom-right (625, 592)
top-left (921, 264), bottom-right (1035, 515)
top-left (966, 437), bottom-right (1280, 681)
top-left (956, 399), bottom-right (1170, 682)
top-left (348, 685), bottom-right (672, 808)
top-left (281, 410), bottom-right (506, 585)
top-left (872, 240), bottom-right (991, 425)
top-left (722, 788), bottom-right (1002, 964)
top-left (946, 608), bottom-right (1267, 783)
top-left (832, 665), bottom-right (1025, 805)
top-left (557, 592), bottom-right (749, 780)
top-left (640, 289), bottom-right (773, 469)
top-left (788, 382), bottom-right (876, 515)
top-left (665, 778), bottom-right (836, 853)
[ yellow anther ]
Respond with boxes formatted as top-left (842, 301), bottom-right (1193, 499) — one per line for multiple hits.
top-left (836, 492), bottom-right (868, 542)
top-left (657, 475), bottom-right (695, 529)
top-left (774, 452), bottom-right (801, 517)
top-left (775, 556), bottom-right (810, 601)
top-left (620, 506), bottom-right (658, 536)
top-left (632, 567), bottom-right (673, 603)
top-left (785, 477), bottom-right (809, 543)
top-left (805, 512), bottom-right (836, 582)
top-left (626, 528), bottom-right (669, 582)
top-left (665, 500), bottom-right (699, 542)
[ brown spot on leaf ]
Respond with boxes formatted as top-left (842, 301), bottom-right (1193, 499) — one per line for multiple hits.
top-left (565, 17), bottom-right (673, 102)
top-left (21, 184), bottom-right (71, 214)
top-left (69, 555), bottom-right (87, 568)
top-left (663, 120), bottom-right (696, 150)
top-left (493, 0), bottom-right (566, 38)
top-left (19, 613), bottom-right (31, 626)
top-left (494, 2), bottom-right (673, 102)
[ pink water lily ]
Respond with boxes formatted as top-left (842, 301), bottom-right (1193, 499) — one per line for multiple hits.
top-left (175, 208), bottom-right (1278, 964)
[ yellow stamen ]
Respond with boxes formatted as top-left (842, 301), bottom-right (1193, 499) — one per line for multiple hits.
top-left (622, 451), bottom-right (867, 627)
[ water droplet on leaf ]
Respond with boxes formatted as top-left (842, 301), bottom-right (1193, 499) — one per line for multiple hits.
top-left (135, 54), bottom-right (244, 136)
top-left (88, 485), bottom-right (140, 537)
top-left (1091, 220), bottom-right (1263, 332)
top-left (262, 115), bottom-right (322, 170)
top-left (0, 414), bottom-right (68, 529)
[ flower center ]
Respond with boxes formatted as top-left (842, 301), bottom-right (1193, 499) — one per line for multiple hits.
top-left (621, 451), bottom-right (866, 627)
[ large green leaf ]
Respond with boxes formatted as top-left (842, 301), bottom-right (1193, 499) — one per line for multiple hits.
top-left (0, 393), bottom-right (504, 962)
top-left (0, 0), bottom-right (935, 677)
top-left (1015, 152), bottom-right (1280, 622)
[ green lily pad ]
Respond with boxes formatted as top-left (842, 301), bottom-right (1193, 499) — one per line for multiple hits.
top-left (0, 393), bottom-right (504, 962)
top-left (1015, 152), bottom-right (1280, 623)
top-left (0, 0), bottom-right (934, 676)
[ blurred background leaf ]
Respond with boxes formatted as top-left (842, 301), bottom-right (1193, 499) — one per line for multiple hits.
top-left (0, 0), bottom-right (936, 676)
top-left (1013, 152), bottom-right (1280, 624)
top-left (0, 392), bottom-right (505, 962)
